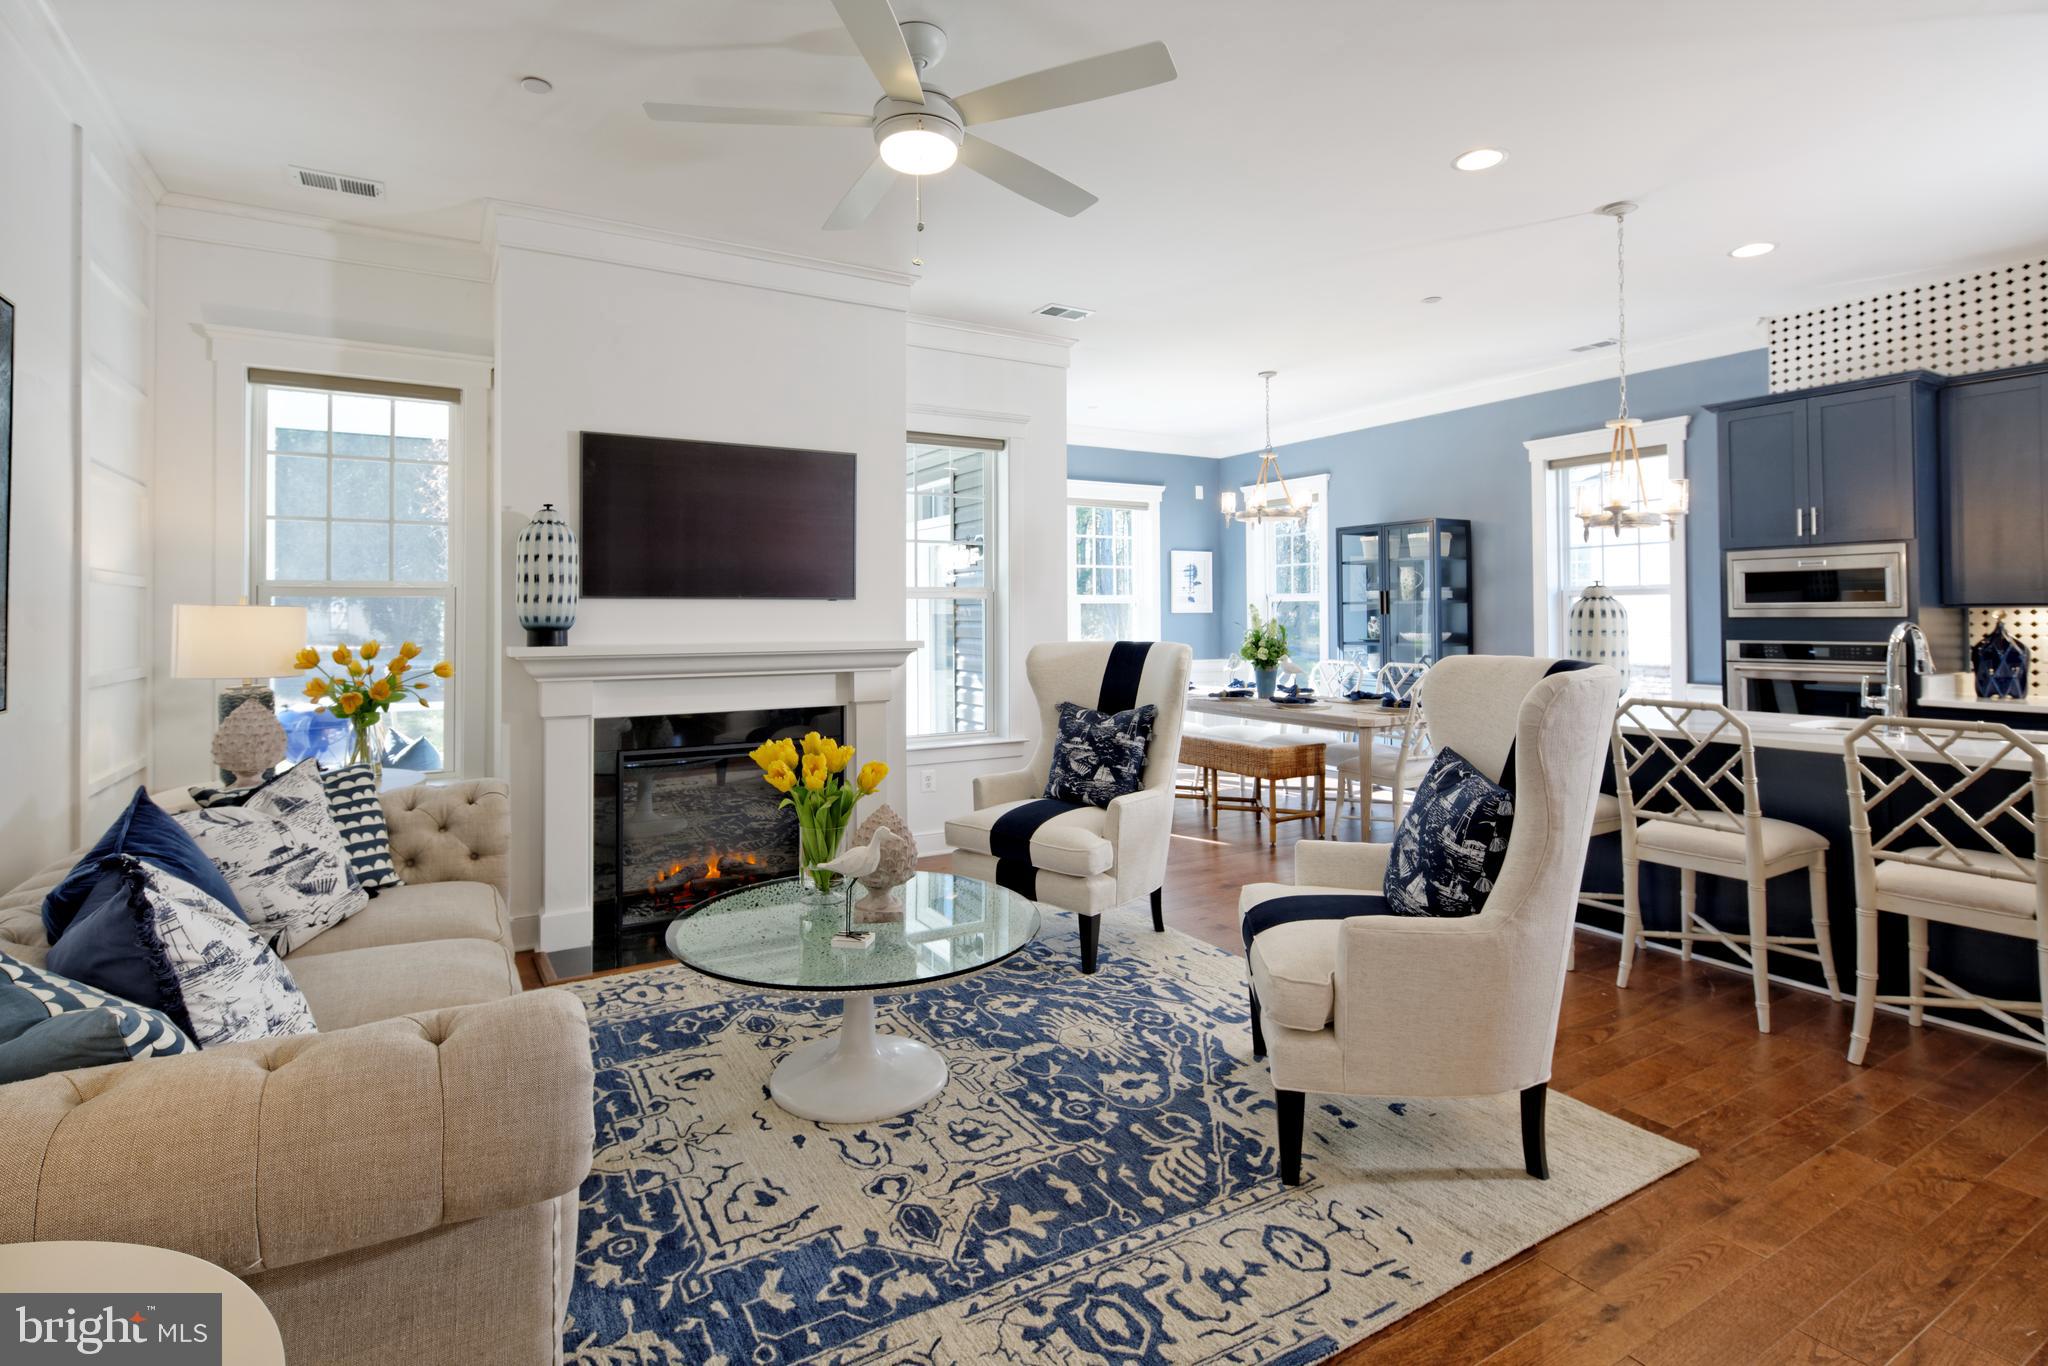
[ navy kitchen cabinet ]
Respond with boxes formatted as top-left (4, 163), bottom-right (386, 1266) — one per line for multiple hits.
top-left (1941, 366), bottom-right (2048, 605)
top-left (1712, 373), bottom-right (1940, 551)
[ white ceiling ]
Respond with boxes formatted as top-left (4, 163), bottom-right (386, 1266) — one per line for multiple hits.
top-left (52, 0), bottom-right (2048, 453)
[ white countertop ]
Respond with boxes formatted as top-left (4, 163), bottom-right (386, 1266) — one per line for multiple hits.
top-left (1626, 706), bottom-right (2048, 771)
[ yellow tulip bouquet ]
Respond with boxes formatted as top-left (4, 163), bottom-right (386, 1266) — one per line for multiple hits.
top-left (749, 732), bottom-right (888, 900)
top-left (296, 640), bottom-right (453, 774)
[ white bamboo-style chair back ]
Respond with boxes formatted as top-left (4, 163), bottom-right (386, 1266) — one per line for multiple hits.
top-left (1311, 658), bottom-right (1364, 697)
top-left (1839, 715), bottom-right (2048, 1061)
top-left (1612, 698), bottom-right (1760, 837)
top-left (1841, 716), bottom-right (2048, 903)
top-left (1373, 661), bottom-right (1431, 756)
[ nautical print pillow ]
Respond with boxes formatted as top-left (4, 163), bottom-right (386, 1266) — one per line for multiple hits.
top-left (192, 763), bottom-right (400, 893)
top-left (0, 947), bottom-right (192, 1083)
top-left (1382, 747), bottom-right (1513, 917)
top-left (1043, 700), bottom-right (1158, 810)
top-left (175, 804), bottom-right (368, 954)
top-left (120, 859), bottom-right (316, 1047)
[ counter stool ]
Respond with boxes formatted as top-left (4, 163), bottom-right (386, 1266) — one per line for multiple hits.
top-left (1567, 792), bottom-right (1625, 972)
top-left (1840, 716), bottom-right (2048, 1065)
top-left (1613, 700), bottom-right (1839, 1033)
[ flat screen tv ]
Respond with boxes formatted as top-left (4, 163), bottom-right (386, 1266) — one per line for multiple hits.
top-left (579, 432), bottom-right (856, 599)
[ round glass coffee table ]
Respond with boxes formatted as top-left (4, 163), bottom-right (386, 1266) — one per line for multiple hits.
top-left (665, 870), bottom-right (1040, 1123)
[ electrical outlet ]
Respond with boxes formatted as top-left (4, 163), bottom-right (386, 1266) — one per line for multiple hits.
top-left (920, 770), bottom-right (938, 793)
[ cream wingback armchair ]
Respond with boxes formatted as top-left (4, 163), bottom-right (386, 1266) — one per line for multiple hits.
top-left (948, 641), bottom-right (1193, 972)
top-left (1237, 656), bottom-right (1620, 1185)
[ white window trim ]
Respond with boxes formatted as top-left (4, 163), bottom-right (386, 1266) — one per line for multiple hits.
top-left (200, 326), bottom-right (493, 781)
top-left (1065, 478), bottom-right (1163, 642)
top-left (1525, 415), bottom-right (1690, 688)
top-left (906, 438), bottom-right (1002, 746)
top-left (1241, 471), bottom-right (1331, 661)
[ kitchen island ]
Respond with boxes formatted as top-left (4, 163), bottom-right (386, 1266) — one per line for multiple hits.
top-left (1587, 705), bottom-right (2046, 1050)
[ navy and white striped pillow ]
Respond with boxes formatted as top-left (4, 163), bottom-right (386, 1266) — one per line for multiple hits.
top-left (1, 949), bottom-right (193, 1079)
top-left (320, 765), bottom-right (401, 892)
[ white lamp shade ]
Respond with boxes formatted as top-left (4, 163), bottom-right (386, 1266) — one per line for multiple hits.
top-left (171, 604), bottom-right (309, 680)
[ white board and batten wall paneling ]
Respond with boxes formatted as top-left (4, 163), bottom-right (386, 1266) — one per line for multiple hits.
top-left (78, 143), bottom-right (158, 837)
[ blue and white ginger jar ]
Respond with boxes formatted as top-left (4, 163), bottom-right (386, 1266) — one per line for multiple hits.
top-left (515, 503), bottom-right (579, 646)
top-left (1566, 582), bottom-right (1630, 679)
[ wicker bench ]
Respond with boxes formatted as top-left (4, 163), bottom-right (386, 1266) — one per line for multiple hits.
top-left (1180, 732), bottom-right (1327, 847)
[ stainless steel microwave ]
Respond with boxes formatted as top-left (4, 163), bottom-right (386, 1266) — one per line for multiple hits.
top-left (1724, 541), bottom-right (1908, 619)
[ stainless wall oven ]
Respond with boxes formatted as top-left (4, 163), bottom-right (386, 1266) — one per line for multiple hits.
top-left (1724, 640), bottom-right (1892, 718)
top-left (1725, 541), bottom-right (1908, 618)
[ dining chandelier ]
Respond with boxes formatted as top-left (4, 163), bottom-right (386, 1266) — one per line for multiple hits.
top-left (1575, 201), bottom-right (1690, 539)
top-left (1221, 370), bottom-right (1318, 524)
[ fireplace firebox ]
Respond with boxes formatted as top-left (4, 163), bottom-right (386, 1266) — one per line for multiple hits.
top-left (593, 704), bottom-right (845, 969)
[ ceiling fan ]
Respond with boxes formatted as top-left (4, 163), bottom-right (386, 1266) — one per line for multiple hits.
top-left (643, 0), bottom-right (1177, 229)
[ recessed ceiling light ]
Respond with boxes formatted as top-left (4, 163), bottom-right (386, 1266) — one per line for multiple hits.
top-left (1421, 295), bottom-right (1444, 304)
top-left (1729, 241), bottom-right (1776, 259)
top-left (1452, 147), bottom-right (1507, 172)
top-left (519, 75), bottom-right (554, 95)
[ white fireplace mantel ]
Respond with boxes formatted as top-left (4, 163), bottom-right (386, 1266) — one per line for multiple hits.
top-left (509, 639), bottom-right (919, 954)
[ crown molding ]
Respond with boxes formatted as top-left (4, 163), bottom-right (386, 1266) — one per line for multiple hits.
top-left (484, 200), bottom-right (915, 313)
top-left (1066, 423), bottom-right (1216, 458)
top-left (1, 0), bottom-right (164, 205)
top-left (908, 314), bottom-right (1075, 368)
top-left (156, 194), bottom-right (493, 282)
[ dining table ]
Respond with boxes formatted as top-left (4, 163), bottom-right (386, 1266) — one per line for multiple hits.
top-left (1183, 691), bottom-right (1415, 736)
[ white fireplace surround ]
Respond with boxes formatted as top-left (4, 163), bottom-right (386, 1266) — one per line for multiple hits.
top-left (508, 640), bottom-right (920, 951)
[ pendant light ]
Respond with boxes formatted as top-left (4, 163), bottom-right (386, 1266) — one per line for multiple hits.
top-left (1221, 370), bottom-right (1318, 524)
top-left (1574, 201), bottom-right (1690, 539)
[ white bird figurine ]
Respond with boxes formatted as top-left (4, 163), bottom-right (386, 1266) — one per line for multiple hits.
top-left (817, 836), bottom-right (886, 884)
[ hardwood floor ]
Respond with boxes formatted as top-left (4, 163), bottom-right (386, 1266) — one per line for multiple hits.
top-left (519, 796), bottom-right (2048, 1365)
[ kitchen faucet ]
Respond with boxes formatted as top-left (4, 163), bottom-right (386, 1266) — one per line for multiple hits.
top-left (1861, 621), bottom-right (1933, 719)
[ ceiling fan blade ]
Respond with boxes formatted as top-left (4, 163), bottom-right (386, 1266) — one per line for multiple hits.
top-left (958, 135), bottom-right (1098, 217)
top-left (822, 158), bottom-right (898, 230)
top-left (829, 0), bottom-right (924, 104)
top-left (952, 41), bottom-right (1176, 126)
top-left (644, 103), bottom-right (871, 127)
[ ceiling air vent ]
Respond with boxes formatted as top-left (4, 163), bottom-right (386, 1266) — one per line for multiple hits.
top-left (1570, 337), bottom-right (1619, 353)
top-left (288, 166), bottom-right (386, 199)
top-left (1034, 303), bottom-right (1094, 321)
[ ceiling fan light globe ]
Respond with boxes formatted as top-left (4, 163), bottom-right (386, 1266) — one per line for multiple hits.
top-left (878, 124), bottom-right (959, 175)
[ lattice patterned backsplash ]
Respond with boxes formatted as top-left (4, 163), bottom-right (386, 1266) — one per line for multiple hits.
top-left (1965, 607), bottom-right (2048, 696)
top-left (1767, 257), bottom-right (2047, 391)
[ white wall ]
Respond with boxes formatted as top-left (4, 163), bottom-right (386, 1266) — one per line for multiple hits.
top-left (902, 318), bottom-right (1072, 846)
top-left (150, 197), bottom-right (493, 785)
top-left (490, 205), bottom-right (915, 945)
top-left (0, 0), bottom-right (158, 885)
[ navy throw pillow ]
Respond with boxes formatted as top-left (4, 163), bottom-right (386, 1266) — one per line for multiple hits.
top-left (44, 867), bottom-right (174, 1025)
top-left (0, 948), bottom-right (192, 1084)
top-left (42, 787), bottom-right (246, 940)
top-left (1043, 701), bottom-right (1157, 809)
top-left (1382, 747), bottom-right (1514, 917)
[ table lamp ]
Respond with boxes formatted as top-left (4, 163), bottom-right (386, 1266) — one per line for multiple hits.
top-left (172, 603), bottom-right (309, 786)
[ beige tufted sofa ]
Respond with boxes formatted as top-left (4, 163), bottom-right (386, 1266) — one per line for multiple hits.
top-left (0, 779), bottom-right (594, 1366)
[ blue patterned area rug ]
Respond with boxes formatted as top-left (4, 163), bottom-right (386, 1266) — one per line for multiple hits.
top-left (564, 916), bottom-right (1693, 1365)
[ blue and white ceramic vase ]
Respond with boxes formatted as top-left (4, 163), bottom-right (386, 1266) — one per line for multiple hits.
top-left (515, 503), bottom-right (579, 647)
top-left (1973, 614), bottom-right (2030, 700)
top-left (1566, 581), bottom-right (1630, 680)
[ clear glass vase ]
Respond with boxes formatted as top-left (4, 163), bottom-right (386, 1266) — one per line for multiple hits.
top-left (347, 717), bottom-right (389, 782)
top-left (796, 810), bottom-right (850, 906)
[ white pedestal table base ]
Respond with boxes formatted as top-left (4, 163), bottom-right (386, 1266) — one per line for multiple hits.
top-left (768, 994), bottom-right (947, 1123)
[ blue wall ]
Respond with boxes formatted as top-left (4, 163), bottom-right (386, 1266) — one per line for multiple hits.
top-left (1066, 444), bottom-right (1226, 656)
top-left (1211, 349), bottom-right (1769, 684)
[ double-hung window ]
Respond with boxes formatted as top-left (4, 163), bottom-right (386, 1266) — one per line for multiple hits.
top-left (1066, 479), bottom-right (1161, 642)
top-left (1242, 472), bottom-right (1330, 661)
top-left (251, 371), bottom-right (461, 772)
top-left (1544, 440), bottom-right (1687, 697)
top-left (906, 435), bottom-right (999, 740)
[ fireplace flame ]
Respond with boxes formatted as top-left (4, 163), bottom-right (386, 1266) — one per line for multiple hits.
top-left (705, 849), bottom-right (722, 879)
